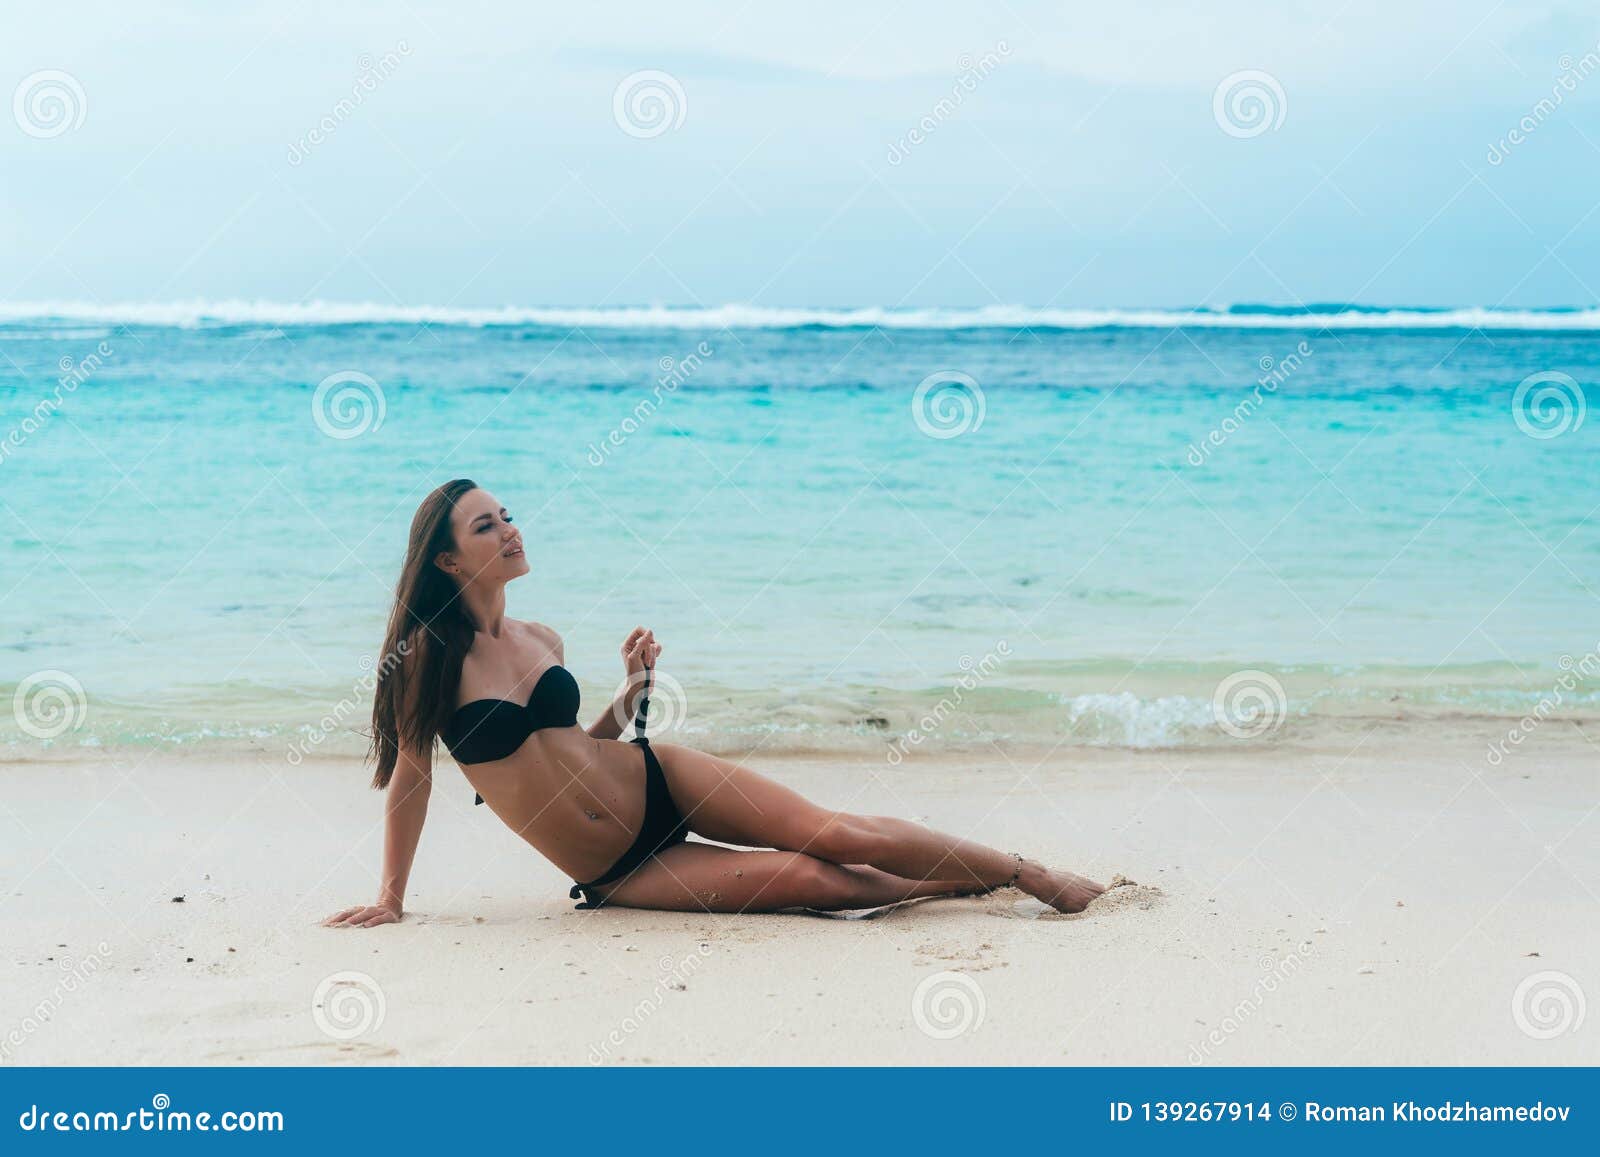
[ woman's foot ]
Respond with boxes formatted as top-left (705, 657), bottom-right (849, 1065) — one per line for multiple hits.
top-left (1016, 860), bottom-right (1107, 913)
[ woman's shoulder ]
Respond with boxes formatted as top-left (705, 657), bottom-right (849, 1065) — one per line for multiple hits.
top-left (513, 619), bottom-right (564, 651)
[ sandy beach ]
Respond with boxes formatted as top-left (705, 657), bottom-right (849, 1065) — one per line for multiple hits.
top-left (4, 719), bottom-right (1595, 1066)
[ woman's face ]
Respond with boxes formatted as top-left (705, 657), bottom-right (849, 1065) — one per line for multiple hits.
top-left (439, 488), bottom-right (528, 585)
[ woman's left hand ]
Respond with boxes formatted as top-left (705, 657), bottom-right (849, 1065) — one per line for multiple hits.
top-left (620, 626), bottom-right (662, 711)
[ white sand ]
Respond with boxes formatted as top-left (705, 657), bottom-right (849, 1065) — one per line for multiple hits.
top-left (4, 721), bottom-right (1597, 1065)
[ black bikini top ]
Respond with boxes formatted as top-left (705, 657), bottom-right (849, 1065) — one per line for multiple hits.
top-left (442, 665), bottom-right (581, 773)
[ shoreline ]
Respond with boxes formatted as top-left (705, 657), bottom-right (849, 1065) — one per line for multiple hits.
top-left (7, 709), bottom-right (1595, 767)
top-left (4, 725), bottom-right (1595, 1065)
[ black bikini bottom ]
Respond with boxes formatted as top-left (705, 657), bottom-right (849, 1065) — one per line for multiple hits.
top-left (568, 737), bottom-right (690, 910)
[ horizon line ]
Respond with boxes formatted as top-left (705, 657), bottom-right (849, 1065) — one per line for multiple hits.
top-left (4, 298), bottom-right (1600, 332)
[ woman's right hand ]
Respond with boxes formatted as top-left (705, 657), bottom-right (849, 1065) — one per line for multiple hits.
top-left (321, 902), bottom-right (401, 928)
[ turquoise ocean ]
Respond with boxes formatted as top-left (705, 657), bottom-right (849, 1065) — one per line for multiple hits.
top-left (2, 302), bottom-right (1597, 757)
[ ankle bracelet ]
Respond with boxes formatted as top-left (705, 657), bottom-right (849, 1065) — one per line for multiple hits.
top-left (1003, 851), bottom-right (1025, 889)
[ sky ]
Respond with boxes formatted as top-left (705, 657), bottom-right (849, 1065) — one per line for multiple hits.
top-left (3, 1), bottom-right (1599, 309)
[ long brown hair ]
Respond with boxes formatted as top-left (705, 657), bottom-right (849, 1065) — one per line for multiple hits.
top-left (369, 478), bottom-right (479, 788)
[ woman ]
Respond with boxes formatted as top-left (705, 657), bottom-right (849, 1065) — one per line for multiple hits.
top-left (323, 479), bottom-right (1106, 928)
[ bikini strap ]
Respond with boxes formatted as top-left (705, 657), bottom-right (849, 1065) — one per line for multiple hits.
top-left (633, 662), bottom-right (653, 739)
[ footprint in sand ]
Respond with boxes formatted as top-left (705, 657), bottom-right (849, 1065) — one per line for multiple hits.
top-left (913, 939), bottom-right (1008, 971)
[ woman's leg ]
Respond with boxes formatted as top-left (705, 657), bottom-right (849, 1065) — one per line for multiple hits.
top-left (651, 743), bottom-right (1106, 913)
top-left (846, 863), bottom-right (995, 899)
top-left (596, 842), bottom-right (988, 913)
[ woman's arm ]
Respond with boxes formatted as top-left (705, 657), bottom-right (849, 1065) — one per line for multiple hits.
top-left (585, 627), bottom-right (660, 740)
top-left (322, 743), bottom-right (433, 928)
top-left (586, 694), bottom-right (630, 740)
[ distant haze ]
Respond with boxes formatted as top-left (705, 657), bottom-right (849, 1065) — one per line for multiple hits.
top-left (3, 1), bottom-right (1597, 307)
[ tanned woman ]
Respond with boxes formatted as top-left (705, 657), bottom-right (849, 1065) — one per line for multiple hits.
top-left (324, 479), bottom-right (1106, 928)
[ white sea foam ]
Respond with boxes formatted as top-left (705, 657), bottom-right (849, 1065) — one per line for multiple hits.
top-left (1062, 691), bottom-right (1221, 748)
top-left (2, 300), bottom-right (1599, 331)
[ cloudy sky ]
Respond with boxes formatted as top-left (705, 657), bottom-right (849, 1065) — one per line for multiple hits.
top-left (4, 1), bottom-right (1598, 308)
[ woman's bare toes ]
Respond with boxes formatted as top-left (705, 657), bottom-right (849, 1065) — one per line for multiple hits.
top-left (1024, 867), bottom-right (1106, 914)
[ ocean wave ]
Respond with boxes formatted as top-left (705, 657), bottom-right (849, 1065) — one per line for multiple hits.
top-left (0, 325), bottom-right (114, 340)
top-left (1061, 691), bottom-right (1223, 748)
top-left (4, 299), bottom-right (1600, 332)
